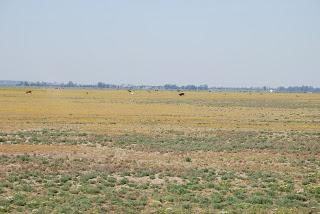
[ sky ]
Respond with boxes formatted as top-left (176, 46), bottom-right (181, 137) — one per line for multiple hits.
top-left (0, 0), bottom-right (319, 87)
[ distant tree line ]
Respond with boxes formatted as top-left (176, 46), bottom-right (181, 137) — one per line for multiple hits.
top-left (0, 80), bottom-right (318, 93)
top-left (275, 86), bottom-right (319, 93)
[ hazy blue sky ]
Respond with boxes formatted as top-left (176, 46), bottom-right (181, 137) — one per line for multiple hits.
top-left (0, 0), bottom-right (319, 87)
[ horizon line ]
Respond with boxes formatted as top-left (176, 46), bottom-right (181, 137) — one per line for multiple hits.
top-left (0, 79), bottom-right (319, 89)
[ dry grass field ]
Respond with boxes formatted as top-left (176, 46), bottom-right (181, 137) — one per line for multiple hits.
top-left (0, 88), bottom-right (319, 213)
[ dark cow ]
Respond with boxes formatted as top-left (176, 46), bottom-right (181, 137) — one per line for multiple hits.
top-left (25, 90), bottom-right (32, 94)
top-left (178, 92), bottom-right (185, 96)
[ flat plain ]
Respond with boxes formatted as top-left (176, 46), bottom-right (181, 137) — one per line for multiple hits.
top-left (0, 88), bottom-right (319, 213)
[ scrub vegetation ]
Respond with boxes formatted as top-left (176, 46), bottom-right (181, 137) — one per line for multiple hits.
top-left (0, 88), bottom-right (319, 213)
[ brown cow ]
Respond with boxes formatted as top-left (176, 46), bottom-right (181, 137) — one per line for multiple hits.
top-left (178, 92), bottom-right (185, 96)
top-left (25, 90), bottom-right (32, 94)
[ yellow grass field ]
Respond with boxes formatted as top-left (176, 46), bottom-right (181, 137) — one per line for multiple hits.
top-left (0, 88), bottom-right (319, 133)
top-left (0, 88), bottom-right (319, 213)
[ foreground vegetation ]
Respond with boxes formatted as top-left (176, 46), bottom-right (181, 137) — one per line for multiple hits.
top-left (0, 88), bottom-right (319, 213)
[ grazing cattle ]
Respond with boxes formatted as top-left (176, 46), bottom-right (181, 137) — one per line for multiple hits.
top-left (178, 92), bottom-right (185, 96)
top-left (25, 90), bottom-right (32, 94)
top-left (128, 90), bottom-right (134, 95)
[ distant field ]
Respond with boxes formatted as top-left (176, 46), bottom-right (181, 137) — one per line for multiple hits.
top-left (0, 88), bottom-right (319, 213)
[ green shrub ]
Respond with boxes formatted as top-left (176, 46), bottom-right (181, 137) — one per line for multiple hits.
top-left (13, 193), bottom-right (27, 206)
top-left (248, 195), bottom-right (272, 205)
top-left (185, 157), bottom-right (192, 162)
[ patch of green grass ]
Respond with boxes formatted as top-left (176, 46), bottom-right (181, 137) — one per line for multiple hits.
top-left (2, 129), bottom-right (319, 153)
top-left (0, 128), bottom-right (319, 213)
